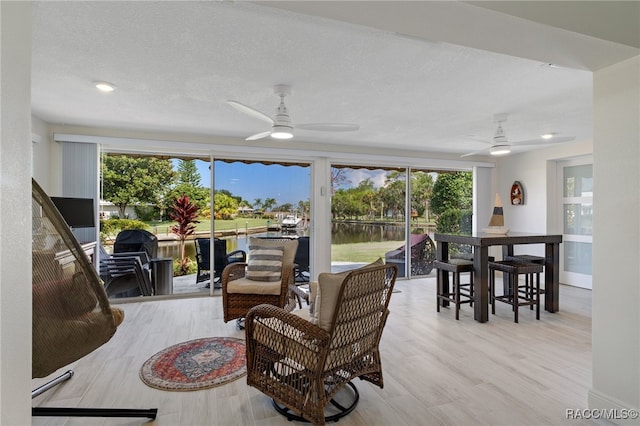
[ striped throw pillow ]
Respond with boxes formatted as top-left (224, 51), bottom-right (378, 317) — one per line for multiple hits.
top-left (246, 245), bottom-right (284, 282)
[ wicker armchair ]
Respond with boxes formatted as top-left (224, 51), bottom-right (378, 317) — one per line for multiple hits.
top-left (245, 263), bottom-right (398, 425)
top-left (221, 237), bottom-right (298, 325)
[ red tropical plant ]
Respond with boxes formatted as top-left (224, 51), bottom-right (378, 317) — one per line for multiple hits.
top-left (169, 194), bottom-right (199, 275)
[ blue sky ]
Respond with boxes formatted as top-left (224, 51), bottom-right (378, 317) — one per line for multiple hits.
top-left (195, 160), bottom-right (310, 206)
top-left (184, 160), bottom-right (390, 207)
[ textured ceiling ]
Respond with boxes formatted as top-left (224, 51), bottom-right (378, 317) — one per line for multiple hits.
top-left (31, 1), bottom-right (621, 157)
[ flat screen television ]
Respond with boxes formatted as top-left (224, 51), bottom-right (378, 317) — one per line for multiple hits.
top-left (50, 197), bottom-right (95, 228)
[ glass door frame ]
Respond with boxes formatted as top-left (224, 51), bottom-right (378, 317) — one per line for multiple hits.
top-left (557, 156), bottom-right (593, 289)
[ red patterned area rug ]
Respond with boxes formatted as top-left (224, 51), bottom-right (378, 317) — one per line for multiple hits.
top-left (140, 337), bottom-right (246, 391)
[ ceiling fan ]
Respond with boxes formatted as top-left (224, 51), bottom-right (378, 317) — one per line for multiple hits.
top-left (227, 85), bottom-right (359, 141)
top-left (461, 113), bottom-right (575, 157)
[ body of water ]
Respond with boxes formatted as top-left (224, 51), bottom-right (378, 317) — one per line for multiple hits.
top-left (157, 222), bottom-right (434, 258)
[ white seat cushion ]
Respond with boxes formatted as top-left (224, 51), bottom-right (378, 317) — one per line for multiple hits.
top-left (226, 277), bottom-right (282, 295)
top-left (292, 305), bottom-right (311, 321)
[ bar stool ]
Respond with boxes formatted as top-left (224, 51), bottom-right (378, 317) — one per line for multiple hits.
top-left (451, 252), bottom-right (496, 263)
top-left (489, 260), bottom-right (543, 323)
top-left (505, 255), bottom-right (545, 307)
top-left (451, 252), bottom-right (495, 298)
top-left (434, 259), bottom-right (474, 320)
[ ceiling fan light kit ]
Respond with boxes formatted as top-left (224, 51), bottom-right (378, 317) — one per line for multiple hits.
top-left (461, 113), bottom-right (576, 157)
top-left (490, 145), bottom-right (511, 156)
top-left (270, 125), bottom-right (294, 139)
top-left (94, 81), bottom-right (116, 92)
top-left (227, 84), bottom-right (359, 141)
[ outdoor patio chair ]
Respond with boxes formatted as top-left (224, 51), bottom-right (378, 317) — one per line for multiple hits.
top-left (293, 236), bottom-right (310, 282)
top-left (194, 238), bottom-right (246, 288)
top-left (99, 254), bottom-right (154, 298)
top-left (31, 178), bottom-right (157, 420)
top-left (113, 229), bottom-right (158, 259)
top-left (98, 244), bottom-right (154, 296)
top-left (245, 262), bottom-right (398, 425)
top-left (384, 233), bottom-right (435, 277)
top-left (221, 237), bottom-right (298, 327)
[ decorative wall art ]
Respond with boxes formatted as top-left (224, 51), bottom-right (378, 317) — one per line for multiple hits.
top-left (510, 181), bottom-right (524, 205)
top-left (483, 193), bottom-right (509, 234)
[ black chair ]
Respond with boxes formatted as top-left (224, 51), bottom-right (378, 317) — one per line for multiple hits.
top-left (294, 236), bottom-right (310, 282)
top-left (194, 238), bottom-right (246, 288)
top-left (100, 255), bottom-right (154, 298)
top-left (113, 229), bottom-right (158, 259)
top-left (98, 244), bottom-right (153, 298)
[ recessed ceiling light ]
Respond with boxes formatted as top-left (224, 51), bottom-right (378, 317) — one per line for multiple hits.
top-left (541, 133), bottom-right (555, 139)
top-left (94, 81), bottom-right (116, 92)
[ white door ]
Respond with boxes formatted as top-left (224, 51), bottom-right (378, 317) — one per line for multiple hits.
top-left (558, 158), bottom-right (593, 289)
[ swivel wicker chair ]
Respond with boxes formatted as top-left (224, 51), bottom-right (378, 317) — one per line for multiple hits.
top-left (245, 263), bottom-right (398, 425)
top-left (31, 178), bottom-right (156, 419)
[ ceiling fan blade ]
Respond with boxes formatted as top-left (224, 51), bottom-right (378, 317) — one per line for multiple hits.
top-left (510, 135), bottom-right (576, 146)
top-left (245, 131), bottom-right (272, 141)
top-left (227, 100), bottom-right (274, 125)
top-left (464, 135), bottom-right (492, 144)
top-left (296, 123), bottom-right (360, 132)
top-left (460, 149), bottom-right (489, 157)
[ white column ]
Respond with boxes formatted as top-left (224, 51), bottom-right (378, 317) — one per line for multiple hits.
top-left (310, 158), bottom-right (332, 278)
top-left (590, 55), bottom-right (640, 423)
top-left (0, 2), bottom-right (33, 424)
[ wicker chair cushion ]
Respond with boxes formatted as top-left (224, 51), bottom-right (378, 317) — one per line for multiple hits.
top-left (226, 277), bottom-right (282, 295)
top-left (249, 237), bottom-right (298, 266)
top-left (246, 245), bottom-right (284, 282)
top-left (312, 258), bottom-right (384, 331)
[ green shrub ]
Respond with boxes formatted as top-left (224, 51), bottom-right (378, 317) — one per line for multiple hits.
top-left (173, 257), bottom-right (197, 276)
top-left (134, 205), bottom-right (159, 222)
top-left (435, 208), bottom-right (472, 254)
top-left (435, 208), bottom-right (472, 234)
top-left (99, 218), bottom-right (148, 242)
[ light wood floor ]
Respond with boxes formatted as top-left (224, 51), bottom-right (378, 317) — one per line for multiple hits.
top-left (33, 276), bottom-right (601, 426)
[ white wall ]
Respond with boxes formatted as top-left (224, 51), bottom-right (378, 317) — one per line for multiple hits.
top-left (32, 116), bottom-right (66, 195)
top-left (589, 55), bottom-right (640, 423)
top-left (0, 2), bottom-right (32, 424)
top-left (495, 139), bottom-right (593, 258)
top-left (31, 115), bottom-right (51, 190)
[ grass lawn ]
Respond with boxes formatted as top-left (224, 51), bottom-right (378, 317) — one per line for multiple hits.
top-left (147, 217), bottom-right (272, 235)
top-left (331, 240), bottom-right (401, 262)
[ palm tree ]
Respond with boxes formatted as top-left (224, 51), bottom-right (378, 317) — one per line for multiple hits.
top-left (263, 197), bottom-right (276, 212)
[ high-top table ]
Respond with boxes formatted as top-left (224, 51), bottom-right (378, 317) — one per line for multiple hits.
top-left (435, 232), bottom-right (562, 323)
